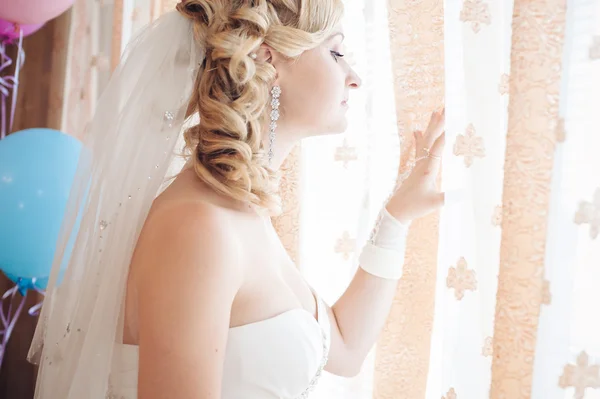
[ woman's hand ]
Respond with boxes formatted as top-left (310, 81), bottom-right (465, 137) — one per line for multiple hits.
top-left (386, 109), bottom-right (446, 224)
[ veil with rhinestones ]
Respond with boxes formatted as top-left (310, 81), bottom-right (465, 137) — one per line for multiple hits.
top-left (26, 11), bottom-right (204, 398)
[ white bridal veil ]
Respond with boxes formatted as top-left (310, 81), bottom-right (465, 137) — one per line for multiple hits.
top-left (27, 11), bottom-right (205, 398)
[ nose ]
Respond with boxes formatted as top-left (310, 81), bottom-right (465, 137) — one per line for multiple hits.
top-left (347, 67), bottom-right (362, 89)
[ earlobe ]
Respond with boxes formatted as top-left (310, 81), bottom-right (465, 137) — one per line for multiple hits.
top-left (259, 44), bottom-right (282, 80)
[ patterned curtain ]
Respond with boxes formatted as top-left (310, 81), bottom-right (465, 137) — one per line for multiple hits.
top-left (61, 0), bottom-right (167, 138)
top-left (490, 0), bottom-right (566, 397)
top-left (302, 0), bottom-right (400, 396)
top-left (372, 1), bottom-right (445, 398)
top-left (374, 0), bottom-right (600, 399)
top-left (529, 1), bottom-right (600, 397)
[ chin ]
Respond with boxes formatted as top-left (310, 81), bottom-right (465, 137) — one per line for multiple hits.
top-left (320, 118), bottom-right (348, 136)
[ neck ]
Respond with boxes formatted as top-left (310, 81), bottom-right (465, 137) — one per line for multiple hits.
top-left (265, 126), bottom-right (302, 171)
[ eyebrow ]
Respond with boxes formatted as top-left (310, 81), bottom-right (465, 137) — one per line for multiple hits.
top-left (328, 32), bottom-right (345, 42)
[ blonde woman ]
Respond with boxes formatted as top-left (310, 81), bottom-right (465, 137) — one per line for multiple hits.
top-left (28, 1), bottom-right (445, 398)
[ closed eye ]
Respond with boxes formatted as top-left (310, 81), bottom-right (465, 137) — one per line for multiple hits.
top-left (331, 50), bottom-right (345, 62)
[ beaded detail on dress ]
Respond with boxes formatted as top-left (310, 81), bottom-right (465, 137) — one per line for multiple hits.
top-left (295, 325), bottom-right (330, 399)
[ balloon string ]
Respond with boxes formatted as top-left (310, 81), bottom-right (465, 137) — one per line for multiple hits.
top-left (0, 27), bottom-right (25, 140)
top-left (0, 285), bottom-right (27, 371)
top-left (10, 30), bottom-right (24, 136)
top-left (0, 42), bottom-right (10, 141)
top-left (28, 289), bottom-right (46, 317)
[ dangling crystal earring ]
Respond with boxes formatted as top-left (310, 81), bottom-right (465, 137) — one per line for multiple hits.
top-left (269, 85), bottom-right (281, 165)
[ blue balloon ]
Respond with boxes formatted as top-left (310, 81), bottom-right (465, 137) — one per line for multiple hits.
top-left (0, 129), bottom-right (84, 287)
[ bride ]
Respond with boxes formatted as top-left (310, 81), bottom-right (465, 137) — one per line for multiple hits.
top-left (28, 1), bottom-right (445, 398)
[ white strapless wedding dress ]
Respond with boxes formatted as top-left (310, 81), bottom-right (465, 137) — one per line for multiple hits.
top-left (108, 295), bottom-right (331, 399)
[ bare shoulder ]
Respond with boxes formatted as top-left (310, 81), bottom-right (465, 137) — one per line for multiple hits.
top-left (131, 198), bottom-right (244, 397)
top-left (134, 198), bottom-right (244, 282)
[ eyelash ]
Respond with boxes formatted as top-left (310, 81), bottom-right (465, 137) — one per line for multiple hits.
top-left (331, 50), bottom-right (345, 62)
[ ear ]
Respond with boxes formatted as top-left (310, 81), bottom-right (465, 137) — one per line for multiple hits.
top-left (255, 44), bottom-right (285, 81)
top-left (255, 44), bottom-right (276, 64)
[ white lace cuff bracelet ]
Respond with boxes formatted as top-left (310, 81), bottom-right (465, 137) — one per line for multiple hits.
top-left (359, 207), bottom-right (410, 280)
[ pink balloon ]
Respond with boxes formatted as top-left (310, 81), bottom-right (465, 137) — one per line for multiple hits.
top-left (0, 0), bottom-right (75, 25)
top-left (0, 18), bottom-right (44, 41)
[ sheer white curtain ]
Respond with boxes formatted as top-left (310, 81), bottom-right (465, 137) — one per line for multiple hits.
top-left (426, 1), bottom-right (513, 398)
top-left (299, 0), bottom-right (399, 397)
top-left (427, 1), bottom-right (600, 399)
top-left (62, 0), bottom-right (161, 137)
top-left (303, 0), bottom-right (600, 398)
top-left (532, 1), bottom-right (600, 398)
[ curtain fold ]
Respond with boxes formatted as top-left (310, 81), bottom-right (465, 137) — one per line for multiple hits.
top-left (490, 1), bottom-right (567, 398)
top-left (373, 1), bottom-right (445, 397)
top-left (63, 0), bottom-right (119, 138)
top-left (531, 1), bottom-right (600, 398)
top-left (426, 0), bottom-right (513, 397)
